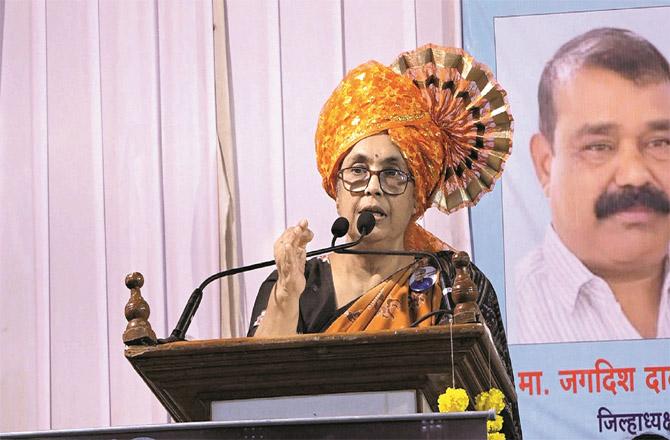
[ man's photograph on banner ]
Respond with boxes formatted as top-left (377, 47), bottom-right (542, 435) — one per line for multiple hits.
top-left (495, 6), bottom-right (670, 345)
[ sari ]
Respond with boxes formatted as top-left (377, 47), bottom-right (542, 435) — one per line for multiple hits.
top-left (247, 251), bottom-right (522, 439)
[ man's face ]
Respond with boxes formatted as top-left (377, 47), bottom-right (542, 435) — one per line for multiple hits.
top-left (336, 133), bottom-right (416, 249)
top-left (531, 66), bottom-right (670, 276)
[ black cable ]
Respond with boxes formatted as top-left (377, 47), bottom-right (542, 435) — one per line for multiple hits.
top-left (410, 309), bottom-right (452, 328)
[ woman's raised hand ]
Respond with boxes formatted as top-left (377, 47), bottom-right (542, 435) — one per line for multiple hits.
top-left (273, 219), bottom-right (314, 303)
top-left (255, 219), bottom-right (314, 336)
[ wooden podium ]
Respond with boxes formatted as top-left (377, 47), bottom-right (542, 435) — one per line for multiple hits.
top-left (122, 258), bottom-right (516, 438)
top-left (125, 324), bottom-right (514, 423)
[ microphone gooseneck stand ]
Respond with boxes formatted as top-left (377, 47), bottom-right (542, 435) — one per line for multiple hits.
top-left (158, 214), bottom-right (375, 344)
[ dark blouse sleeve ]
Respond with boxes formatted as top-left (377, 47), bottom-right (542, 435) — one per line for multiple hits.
top-left (247, 258), bottom-right (336, 337)
top-left (438, 251), bottom-right (523, 440)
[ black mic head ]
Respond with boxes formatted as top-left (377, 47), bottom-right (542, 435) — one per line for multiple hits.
top-left (356, 212), bottom-right (376, 236)
top-left (331, 217), bottom-right (350, 238)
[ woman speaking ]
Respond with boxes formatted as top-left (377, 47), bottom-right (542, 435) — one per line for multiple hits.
top-left (247, 45), bottom-right (520, 438)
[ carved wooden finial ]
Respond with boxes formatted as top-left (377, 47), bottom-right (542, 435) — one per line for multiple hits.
top-left (451, 252), bottom-right (481, 324)
top-left (123, 272), bottom-right (157, 346)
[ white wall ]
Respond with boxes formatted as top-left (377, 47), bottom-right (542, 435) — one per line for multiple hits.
top-left (0, 0), bottom-right (220, 431)
top-left (227, 0), bottom-right (470, 323)
top-left (0, 0), bottom-right (467, 432)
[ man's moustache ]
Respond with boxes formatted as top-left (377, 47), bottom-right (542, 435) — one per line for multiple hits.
top-left (594, 184), bottom-right (670, 219)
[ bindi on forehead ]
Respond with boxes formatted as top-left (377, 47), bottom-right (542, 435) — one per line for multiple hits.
top-left (344, 152), bottom-right (403, 164)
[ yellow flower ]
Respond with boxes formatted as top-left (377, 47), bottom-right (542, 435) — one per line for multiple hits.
top-left (440, 387), bottom-right (505, 436)
top-left (437, 387), bottom-right (469, 412)
top-left (475, 388), bottom-right (506, 414)
top-left (487, 415), bottom-right (503, 433)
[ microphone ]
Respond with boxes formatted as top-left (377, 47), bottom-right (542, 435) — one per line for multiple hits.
top-left (158, 215), bottom-right (376, 344)
top-left (330, 217), bottom-right (350, 246)
top-left (356, 211), bottom-right (376, 236)
top-left (330, 212), bottom-right (376, 246)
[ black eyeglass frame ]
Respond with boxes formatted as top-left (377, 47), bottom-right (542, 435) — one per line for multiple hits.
top-left (337, 166), bottom-right (415, 195)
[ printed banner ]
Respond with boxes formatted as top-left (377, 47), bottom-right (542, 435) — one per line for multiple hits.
top-left (464, 2), bottom-right (670, 438)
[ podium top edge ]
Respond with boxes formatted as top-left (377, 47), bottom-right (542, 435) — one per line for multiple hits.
top-left (125, 323), bottom-right (487, 357)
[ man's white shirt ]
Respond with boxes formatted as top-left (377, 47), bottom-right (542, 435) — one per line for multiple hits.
top-left (509, 226), bottom-right (670, 344)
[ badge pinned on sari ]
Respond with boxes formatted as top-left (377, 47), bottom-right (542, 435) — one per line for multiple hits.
top-left (324, 260), bottom-right (443, 334)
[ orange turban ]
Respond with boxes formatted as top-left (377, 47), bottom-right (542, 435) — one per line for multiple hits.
top-left (315, 45), bottom-right (513, 252)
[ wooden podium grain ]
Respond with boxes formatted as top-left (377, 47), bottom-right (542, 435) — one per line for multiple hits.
top-left (125, 324), bottom-right (514, 423)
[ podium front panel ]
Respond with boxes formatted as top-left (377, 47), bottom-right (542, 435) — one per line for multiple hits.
top-left (1, 412), bottom-right (491, 440)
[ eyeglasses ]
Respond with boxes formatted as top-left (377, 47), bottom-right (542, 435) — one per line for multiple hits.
top-left (337, 166), bottom-right (414, 195)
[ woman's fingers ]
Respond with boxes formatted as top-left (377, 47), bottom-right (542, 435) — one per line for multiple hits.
top-left (283, 219), bottom-right (314, 249)
top-left (274, 220), bottom-right (313, 276)
top-left (290, 220), bottom-right (312, 247)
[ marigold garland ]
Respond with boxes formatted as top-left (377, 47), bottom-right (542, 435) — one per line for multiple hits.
top-left (476, 388), bottom-right (506, 440)
top-left (487, 415), bottom-right (503, 433)
top-left (437, 387), bottom-right (469, 412)
top-left (475, 388), bottom-right (506, 414)
top-left (437, 387), bottom-right (506, 440)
